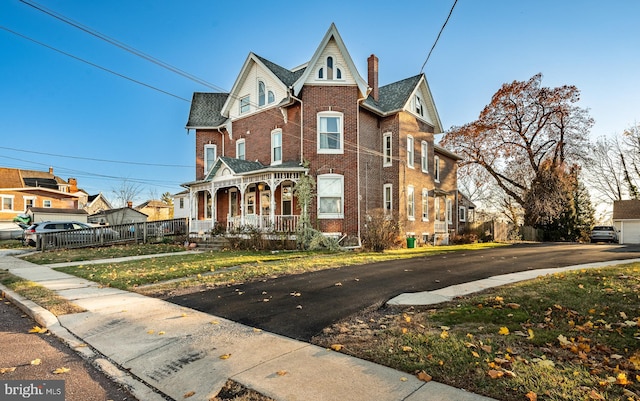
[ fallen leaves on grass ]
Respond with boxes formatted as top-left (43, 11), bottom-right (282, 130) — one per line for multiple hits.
top-left (498, 326), bottom-right (509, 336)
top-left (0, 367), bottom-right (16, 374)
top-left (219, 354), bottom-right (231, 360)
top-left (417, 371), bottom-right (432, 382)
top-left (52, 367), bottom-right (70, 374)
top-left (330, 344), bottom-right (344, 351)
top-left (30, 359), bottom-right (41, 366)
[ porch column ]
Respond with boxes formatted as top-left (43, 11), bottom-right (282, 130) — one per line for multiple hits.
top-left (269, 177), bottom-right (276, 226)
top-left (239, 187), bottom-right (246, 226)
top-left (210, 183), bottom-right (216, 226)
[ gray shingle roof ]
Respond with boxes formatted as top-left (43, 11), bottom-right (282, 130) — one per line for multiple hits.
top-left (186, 92), bottom-right (229, 128)
top-left (254, 54), bottom-right (306, 87)
top-left (364, 74), bottom-right (422, 113)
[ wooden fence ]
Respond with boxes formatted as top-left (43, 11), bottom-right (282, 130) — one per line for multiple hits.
top-left (36, 218), bottom-right (187, 251)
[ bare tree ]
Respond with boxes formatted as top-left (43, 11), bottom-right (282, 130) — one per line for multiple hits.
top-left (111, 179), bottom-right (143, 208)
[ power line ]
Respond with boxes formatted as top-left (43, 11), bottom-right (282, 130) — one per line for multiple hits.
top-left (19, 0), bottom-right (227, 93)
top-left (0, 146), bottom-right (193, 168)
top-left (0, 25), bottom-right (191, 102)
top-left (420, 0), bottom-right (458, 73)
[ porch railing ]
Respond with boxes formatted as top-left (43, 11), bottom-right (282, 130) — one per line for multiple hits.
top-left (434, 221), bottom-right (448, 233)
top-left (227, 215), bottom-right (299, 233)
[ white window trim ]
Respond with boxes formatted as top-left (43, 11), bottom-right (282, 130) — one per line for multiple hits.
top-left (407, 185), bottom-right (415, 220)
top-left (258, 80), bottom-right (266, 107)
top-left (415, 94), bottom-right (424, 116)
top-left (271, 129), bottom-right (282, 165)
top-left (236, 139), bottom-right (245, 160)
top-left (383, 132), bottom-right (392, 167)
top-left (383, 183), bottom-right (393, 213)
top-left (317, 111), bottom-right (344, 154)
top-left (434, 155), bottom-right (441, 182)
top-left (317, 173), bottom-right (344, 219)
top-left (446, 198), bottom-right (453, 224)
top-left (407, 135), bottom-right (414, 168)
top-left (422, 189), bottom-right (429, 221)
top-left (459, 206), bottom-right (466, 222)
top-left (239, 95), bottom-right (250, 114)
top-left (204, 144), bottom-right (217, 174)
top-left (421, 141), bottom-right (428, 173)
top-left (43, 199), bottom-right (52, 208)
top-left (1, 195), bottom-right (14, 211)
top-left (23, 196), bottom-right (36, 211)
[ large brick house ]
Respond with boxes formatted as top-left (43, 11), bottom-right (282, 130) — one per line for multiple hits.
top-left (182, 24), bottom-right (460, 245)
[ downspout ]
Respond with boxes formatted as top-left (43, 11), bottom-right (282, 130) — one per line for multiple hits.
top-left (355, 91), bottom-right (371, 249)
top-left (288, 91), bottom-right (304, 164)
top-left (217, 127), bottom-right (225, 156)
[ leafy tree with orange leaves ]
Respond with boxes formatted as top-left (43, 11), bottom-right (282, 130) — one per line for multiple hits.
top-left (442, 73), bottom-right (594, 227)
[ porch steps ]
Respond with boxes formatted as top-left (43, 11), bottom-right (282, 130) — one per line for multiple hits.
top-left (190, 236), bottom-right (231, 251)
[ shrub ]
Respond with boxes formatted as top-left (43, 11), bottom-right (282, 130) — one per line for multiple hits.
top-left (361, 209), bottom-right (401, 252)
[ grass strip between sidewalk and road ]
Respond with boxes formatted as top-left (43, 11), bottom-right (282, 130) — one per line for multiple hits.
top-left (51, 243), bottom-right (506, 294)
top-left (21, 243), bottom-right (187, 264)
top-left (313, 263), bottom-right (640, 401)
top-left (0, 271), bottom-right (84, 316)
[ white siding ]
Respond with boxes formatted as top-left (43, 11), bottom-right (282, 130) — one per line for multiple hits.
top-left (307, 39), bottom-right (357, 86)
top-left (227, 62), bottom-right (287, 120)
top-left (617, 220), bottom-right (640, 244)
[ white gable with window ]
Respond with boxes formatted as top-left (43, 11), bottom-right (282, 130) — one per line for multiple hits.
top-left (222, 55), bottom-right (288, 120)
top-left (309, 39), bottom-right (356, 85)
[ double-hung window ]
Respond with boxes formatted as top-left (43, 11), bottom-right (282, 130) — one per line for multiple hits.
top-left (1, 195), bottom-right (14, 211)
top-left (236, 139), bottom-right (245, 160)
top-left (383, 132), bottom-right (392, 167)
top-left (407, 136), bottom-right (414, 168)
top-left (459, 206), bottom-right (466, 222)
top-left (317, 174), bottom-right (344, 219)
top-left (415, 95), bottom-right (424, 116)
top-left (434, 156), bottom-right (441, 182)
top-left (43, 200), bottom-right (52, 208)
top-left (318, 112), bottom-right (343, 154)
top-left (240, 95), bottom-right (250, 114)
top-left (204, 144), bottom-right (217, 174)
top-left (383, 184), bottom-right (392, 213)
top-left (421, 141), bottom-right (428, 173)
top-left (446, 199), bottom-right (452, 224)
top-left (407, 186), bottom-right (415, 220)
top-left (271, 129), bottom-right (282, 165)
top-left (422, 189), bottom-right (429, 221)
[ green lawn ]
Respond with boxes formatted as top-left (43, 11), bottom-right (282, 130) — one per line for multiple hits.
top-left (314, 264), bottom-right (640, 401)
top-left (52, 243), bottom-right (506, 292)
top-left (22, 243), bottom-right (187, 264)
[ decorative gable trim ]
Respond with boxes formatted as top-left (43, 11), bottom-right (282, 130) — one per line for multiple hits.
top-left (292, 23), bottom-right (368, 97)
top-left (404, 75), bottom-right (443, 133)
top-left (221, 53), bottom-right (289, 119)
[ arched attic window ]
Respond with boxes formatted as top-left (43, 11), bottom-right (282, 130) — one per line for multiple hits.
top-left (258, 81), bottom-right (266, 106)
top-left (318, 56), bottom-right (342, 80)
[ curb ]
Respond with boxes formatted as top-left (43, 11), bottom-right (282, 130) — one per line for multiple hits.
top-left (0, 284), bottom-right (167, 401)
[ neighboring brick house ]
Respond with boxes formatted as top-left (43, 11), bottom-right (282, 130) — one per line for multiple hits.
top-left (182, 24), bottom-right (460, 244)
top-left (613, 200), bottom-right (640, 244)
top-left (0, 166), bottom-right (85, 221)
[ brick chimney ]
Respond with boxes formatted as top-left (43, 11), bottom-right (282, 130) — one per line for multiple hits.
top-left (127, 201), bottom-right (133, 208)
top-left (367, 54), bottom-right (379, 102)
top-left (68, 178), bottom-right (78, 192)
top-left (48, 166), bottom-right (54, 175)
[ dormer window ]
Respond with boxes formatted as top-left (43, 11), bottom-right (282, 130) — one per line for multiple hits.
top-left (318, 56), bottom-right (342, 80)
top-left (258, 81), bottom-right (275, 107)
top-left (415, 95), bottom-right (424, 116)
top-left (258, 81), bottom-right (266, 106)
top-left (240, 95), bottom-right (250, 114)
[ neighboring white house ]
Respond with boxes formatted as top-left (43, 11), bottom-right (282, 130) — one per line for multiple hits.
top-left (173, 190), bottom-right (190, 220)
top-left (612, 200), bottom-right (640, 244)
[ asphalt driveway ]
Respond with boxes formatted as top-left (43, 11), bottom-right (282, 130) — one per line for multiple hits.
top-left (166, 243), bottom-right (640, 341)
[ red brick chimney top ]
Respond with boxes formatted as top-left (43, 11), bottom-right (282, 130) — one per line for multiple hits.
top-left (367, 54), bottom-right (379, 102)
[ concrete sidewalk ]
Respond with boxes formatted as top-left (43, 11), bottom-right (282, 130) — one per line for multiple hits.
top-left (0, 249), bottom-right (495, 401)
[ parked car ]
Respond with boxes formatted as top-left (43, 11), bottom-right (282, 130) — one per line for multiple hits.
top-left (23, 221), bottom-right (119, 247)
top-left (589, 226), bottom-right (619, 244)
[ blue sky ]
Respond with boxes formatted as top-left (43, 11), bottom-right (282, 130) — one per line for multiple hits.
top-left (1, 0), bottom-right (639, 205)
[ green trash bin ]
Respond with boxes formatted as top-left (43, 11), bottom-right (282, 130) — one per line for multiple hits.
top-left (406, 237), bottom-right (416, 248)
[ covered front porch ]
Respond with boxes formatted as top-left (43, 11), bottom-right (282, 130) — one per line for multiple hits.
top-left (184, 157), bottom-right (307, 235)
